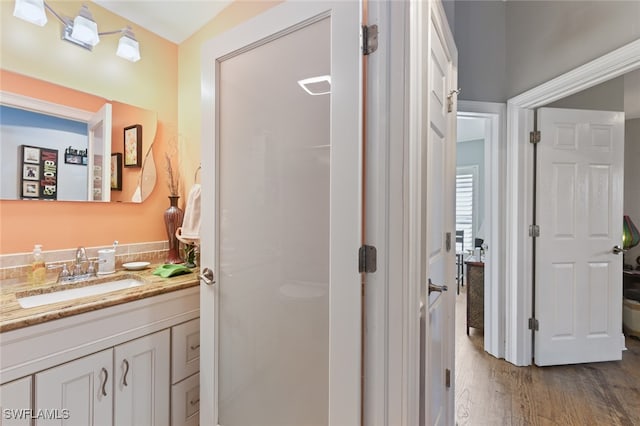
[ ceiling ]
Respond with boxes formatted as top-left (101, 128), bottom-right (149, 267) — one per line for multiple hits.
top-left (93, 0), bottom-right (232, 44)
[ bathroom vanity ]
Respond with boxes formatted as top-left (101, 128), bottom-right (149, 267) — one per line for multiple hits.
top-left (0, 268), bottom-right (200, 426)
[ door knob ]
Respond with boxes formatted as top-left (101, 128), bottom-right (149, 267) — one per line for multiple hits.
top-left (428, 278), bottom-right (448, 294)
top-left (199, 267), bottom-right (216, 285)
top-left (612, 245), bottom-right (626, 255)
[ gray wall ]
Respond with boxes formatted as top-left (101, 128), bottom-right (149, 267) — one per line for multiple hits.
top-left (456, 138), bottom-right (485, 239)
top-left (625, 119), bottom-right (640, 266)
top-left (442, 0), bottom-right (455, 34)
top-left (546, 76), bottom-right (624, 111)
top-left (454, 1), bottom-right (507, 102)
top-left (454, 1), bottom-right (640, 102)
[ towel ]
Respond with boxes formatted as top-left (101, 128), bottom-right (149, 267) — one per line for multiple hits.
top-left (176, 183), bottom-right (201, 244)
top-left (153, 264), bottom-right (192, 278)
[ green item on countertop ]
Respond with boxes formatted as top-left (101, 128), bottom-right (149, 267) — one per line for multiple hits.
top-left (153, 264), bottom-right (192, 278)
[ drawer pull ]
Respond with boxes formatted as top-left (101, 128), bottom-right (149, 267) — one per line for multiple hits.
top-left (189, 344), bottom-right (200, 351)
top-left (123, 359), bottom-right (130, 387)
top-left (100, 368), bottom-right (108, 396)
top-left (190, 398), bottom-right (200, 406)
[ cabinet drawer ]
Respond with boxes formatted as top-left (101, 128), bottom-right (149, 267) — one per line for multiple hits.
top-left (171, 319), bottom-right (200, 383)
top-left (171, 373), bottom-right (199, 426)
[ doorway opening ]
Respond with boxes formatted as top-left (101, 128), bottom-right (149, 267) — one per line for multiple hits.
top-left (455, 101), bottom-right (507, 362)
top-left (454, 102), bottom-right (507, 424)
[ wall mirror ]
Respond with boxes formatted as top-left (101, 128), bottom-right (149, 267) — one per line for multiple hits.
top-left (0, 70), bottom-right (157, 203)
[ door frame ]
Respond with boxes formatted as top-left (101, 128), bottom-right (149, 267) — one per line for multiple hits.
top-left (505, 38), bottom-right (640, 366)
top-left (457, 100), bottom-right (507, 359)
top-left (458, 101), bottom-right (507, 358)
top-left (199, 2), bottom-right (362, 424)
top-left (363, 0), bottom-right (457, 424)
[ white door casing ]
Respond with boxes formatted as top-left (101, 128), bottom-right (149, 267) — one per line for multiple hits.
top-left (534, 107), bottom-right (625, 366)
top-left (200, 2), bottom-right (362, 425)
top-left (87, 103), bottom-right (111, 202)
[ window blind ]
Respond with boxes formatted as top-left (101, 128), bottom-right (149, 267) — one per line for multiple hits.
top-left (456, 172), bottom-right (474, 250)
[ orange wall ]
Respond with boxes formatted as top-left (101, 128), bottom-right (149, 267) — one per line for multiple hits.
top-left (0, 1), bottom-right (178, 254)
top-left (1, 70), bottom-right (105, 111)
top-left (109, 101), bottom-right (158, 203)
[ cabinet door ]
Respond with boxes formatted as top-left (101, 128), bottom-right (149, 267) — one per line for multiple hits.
top-left (1, 376), bottom-right (32, 426)
top-left (35, 349), bottom-right (112, 426)
top-left (114, 329), bottom-right (170, 426)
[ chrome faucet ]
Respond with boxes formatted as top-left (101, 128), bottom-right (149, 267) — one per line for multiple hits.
top-left (74, 247), bottom-right (89, 276)
top-left (48, 247), bottom-right (99, 284)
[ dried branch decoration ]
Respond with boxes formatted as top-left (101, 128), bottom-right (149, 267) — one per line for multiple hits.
top-left (165, 136), bottom-right (181, 196)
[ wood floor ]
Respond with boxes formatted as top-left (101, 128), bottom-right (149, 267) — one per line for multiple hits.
top-left (455, 285), bottom-right (640, 426)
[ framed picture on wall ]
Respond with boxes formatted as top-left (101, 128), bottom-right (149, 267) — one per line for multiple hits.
top-left (23, 164), bottom-right (39, 180)
top-left (124, 124), bottom-right (142, 167)
top-left (23, 146), bottom-right (40, 164)
top-left (111, 153), bottom-right (123, 191)
top-left (22, 181), bottom-right (39, 198)
top-left (19, 145), bottom-right (58, 200)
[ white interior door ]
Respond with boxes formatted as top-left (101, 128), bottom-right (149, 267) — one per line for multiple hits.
top-left (417, 5), bottom-right (456, 425)
top-left (535, 107), bottom-right (625, 366)
top-left (87, 103), bottom-right (111, 202)
top-left (200, 2), bottom-right (362, 425)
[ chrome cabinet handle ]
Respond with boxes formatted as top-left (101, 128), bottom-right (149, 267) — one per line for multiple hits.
top-left (199, 267), bottom-right (215, 285)
top-left (189, 344), bottom-right (200, 351)
top-left (100, 368), bottom-right (108, 397)
top-left (428, 278), bottom-right (448, 294)
top-left (613, 245), bottom-right (625, 255)
top-left (122, 359), bottom-right (130, 387)
top-left (190, 398), bottom-right (200, 406)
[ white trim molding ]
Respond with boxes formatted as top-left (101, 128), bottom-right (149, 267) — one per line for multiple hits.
top-left (505, 38), bottom-right (640, 366)
top-left (0, 90), bottom-right (94, 122)
top-left (510, 38), bottom-right (640, 109)
top-left (458, 100), bottom-right (507, 360)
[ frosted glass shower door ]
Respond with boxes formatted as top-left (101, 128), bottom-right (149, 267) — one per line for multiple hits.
top-left (200, 2), bottom-right (362, 425)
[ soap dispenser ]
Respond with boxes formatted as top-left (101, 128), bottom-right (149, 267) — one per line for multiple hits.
top-left (31, 244), bottom-right (46, 285)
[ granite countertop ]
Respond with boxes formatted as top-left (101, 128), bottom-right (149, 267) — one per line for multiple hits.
top-left (0, 265), bottom-right (199, 333)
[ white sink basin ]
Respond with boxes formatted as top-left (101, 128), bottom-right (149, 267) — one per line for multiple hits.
top-left (17, 278), bottom-right (145, 309)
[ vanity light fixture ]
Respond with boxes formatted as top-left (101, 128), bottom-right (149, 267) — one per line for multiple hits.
top-left (13, 0), bottom-right (141, 62)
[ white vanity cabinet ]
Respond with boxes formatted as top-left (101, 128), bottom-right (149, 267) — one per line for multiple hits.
top-left (0, 376), bottom-right (32, 426)
top-left (35, 349), bottom-right (113, 426)
top-left (114, 330), bottom-right (170, 426)
top-left (0, 287), bottom-right (200, 426)
top-left (34, 330), bottom-right (170, 426)
top-left (171, 318), bottom-right (200, 426)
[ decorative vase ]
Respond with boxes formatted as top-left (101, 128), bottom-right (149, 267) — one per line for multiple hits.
top-left (164, 195), bottom-right (184, 264)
